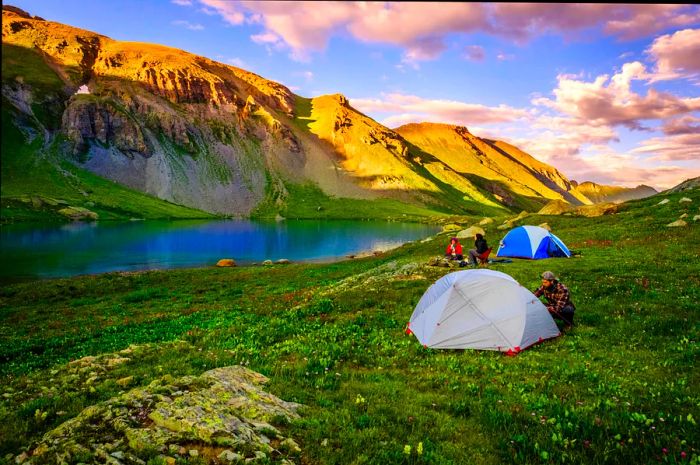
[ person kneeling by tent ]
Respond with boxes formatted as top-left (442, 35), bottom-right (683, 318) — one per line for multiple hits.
top-left (445, 237), bottom-right (463, 261)
top-left (534, 271), bottom-right (575, 328)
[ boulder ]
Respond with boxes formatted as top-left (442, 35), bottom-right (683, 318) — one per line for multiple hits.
top-left (657, 198), bottom-right (670, 205)
top-left (575, 202), bottom-right (619, 217)
top-left (275, 214), bottom-right (286, 222)
top-left (538, 223), bottom-right (552, 232)
top-left (538, 200), bottom-right (573, 215)
top-left (428, 257), bottom-right (451, 268)
top-left (680, 197), bottom-right (692, 203)
top-left (667, 219), bottom-right (687, 227)
top-left (441, 223), bottom-right (461, 232)
top-left (218, 450), bottom-right (243, 463)
top-left (262, 260), bottom-right (273, 266)
top-left (276, 259), bottom-right (291, 264)
top-left (694, 215), bottom-right (700, 222)
top-left (680, 213), bottom-right (688, 219)
top-left (57, 206), bottom-right (99, 221)
top-left (24, 365), bottom-right (302, 465)
top-left (506, 211), bottom-right (529, 223)
top-left (456, 226), bottom-right (485, 239)
top-left (478, 217), bottom-right (493, 225)
top-left (497, 222), bottom-right (513, 230)
top-left (216, 259), bottom-right (236, 267)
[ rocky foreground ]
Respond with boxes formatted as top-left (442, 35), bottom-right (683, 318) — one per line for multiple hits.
top-left (14, 344), bottom-right (302, 465)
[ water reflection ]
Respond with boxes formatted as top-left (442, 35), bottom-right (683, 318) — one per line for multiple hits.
top-left (0, 219), bottom-right (439, 281)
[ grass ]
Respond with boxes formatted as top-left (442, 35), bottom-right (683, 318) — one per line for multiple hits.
top-left (1, 44), bottom-right (64, 98)
top-left (251, 180), bottom-right (449, 221)
top-left (1, 188), bottom-right (698, 464)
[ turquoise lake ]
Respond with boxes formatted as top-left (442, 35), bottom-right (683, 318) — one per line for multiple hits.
top-left (0, 219), bottom-right (440, 281)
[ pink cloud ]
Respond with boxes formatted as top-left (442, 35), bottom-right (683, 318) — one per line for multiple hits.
top-left (463, 45), bottom-right (485, 62)
top-left (631, 133), bottom-right (700, 161)
top-left (199, 0), bottom-right (244, 24)
top-left (350, 93), bottom-right (530, 127)
top-left (647, 29), bottom-right (700, 81)
top-left (509, 139), bottom-right (700, 190)
top-left (493, 4), bottom-right (700, 42)
top-left (195, 2), bottom-right (700, 61)
top-left (662, 115), bottom-right (700, 135)
top-left (251, 32), bottom-right (280, 45)
top-left (533, 63), bottom-right (700, 129)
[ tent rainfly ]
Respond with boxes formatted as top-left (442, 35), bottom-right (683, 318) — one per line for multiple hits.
top-left (496, 225), bottom-right (570, 259)
top-left (407, 269), bottom-right (560, 354)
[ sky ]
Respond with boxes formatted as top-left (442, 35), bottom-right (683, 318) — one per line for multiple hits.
top-left (10, 1), bottom-right (700, 190)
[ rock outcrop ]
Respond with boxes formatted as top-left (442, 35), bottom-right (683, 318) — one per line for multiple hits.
top-left (22, 365), bottom-right (301, 464)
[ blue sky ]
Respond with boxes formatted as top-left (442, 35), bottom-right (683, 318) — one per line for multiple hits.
top-left (10, 1), bottom-right (700, 189)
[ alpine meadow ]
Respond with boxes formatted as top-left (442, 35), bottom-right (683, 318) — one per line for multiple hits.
top-left (1, 3), bottom-right (699, 465)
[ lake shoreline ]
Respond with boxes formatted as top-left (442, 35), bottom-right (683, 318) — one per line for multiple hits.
top-left (0, 220), bottom-right (439, 285)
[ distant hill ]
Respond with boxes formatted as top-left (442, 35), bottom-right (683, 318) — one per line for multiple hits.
top-left (572, 181), bottom-right (657, 204)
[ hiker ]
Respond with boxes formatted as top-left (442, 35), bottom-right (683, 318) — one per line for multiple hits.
top-left (534, 271), bottom-right (575, 328)
top-left (467, 233), bottom-right (489, 266)
top-left (445, 237), bottom-right (463, 260)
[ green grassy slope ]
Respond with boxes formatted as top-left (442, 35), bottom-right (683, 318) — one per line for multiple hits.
top-left (1, 189), bottom-right (698, 463)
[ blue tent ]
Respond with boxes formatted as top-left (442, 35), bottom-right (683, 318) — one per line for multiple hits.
top-left (496, 225), bottom-right (570, 259)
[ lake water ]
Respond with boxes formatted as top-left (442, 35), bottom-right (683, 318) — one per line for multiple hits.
top-left (0, 219), bottom-right (440, 281)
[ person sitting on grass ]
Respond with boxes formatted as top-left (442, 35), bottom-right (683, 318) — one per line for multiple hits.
top-left (445, 237), bottom-right (463, 261)
top-left (467, 233), bottom-right (489, 266)
top-left (534, 271), bottom-right (576, 329)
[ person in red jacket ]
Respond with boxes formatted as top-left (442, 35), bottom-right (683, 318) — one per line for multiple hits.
top-left (445, 237), bottom-right (464, 260)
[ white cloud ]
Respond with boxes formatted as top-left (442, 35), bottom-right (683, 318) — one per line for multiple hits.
top-left (172, 20), bottom-right (204, 31)
top-left (227, 57), bottom-right (246, 68)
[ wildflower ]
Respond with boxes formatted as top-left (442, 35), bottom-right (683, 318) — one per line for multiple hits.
top-left (355, 394), bottom-right (366, 405)
top-left (403, 445), bottom-right (411, 455)
top-left (681, 451), bottom-right (687, 459)
top-left (417, 442), bottom-right (423, 455)
top-left (662, 448), bottom-right (668, 455)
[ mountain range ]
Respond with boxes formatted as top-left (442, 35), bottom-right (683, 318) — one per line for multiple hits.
top-left (1, 5), bottom-right (658, 221)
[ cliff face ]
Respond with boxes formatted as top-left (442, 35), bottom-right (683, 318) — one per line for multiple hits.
top-left (1, 7), bottom-right (305, 216)
top-left (2, 6), bottom-right (628, 217)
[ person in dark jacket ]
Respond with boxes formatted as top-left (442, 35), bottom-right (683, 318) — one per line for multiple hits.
top-left (534, 271), bottom-right (575, 328)
top-left (445, 237), bottom-right (463, 260)
top-left (467, 233), bottom-right (489, 266)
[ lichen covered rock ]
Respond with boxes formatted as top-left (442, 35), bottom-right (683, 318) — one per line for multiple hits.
top-left (24, 366), bottom-right (301, 464)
